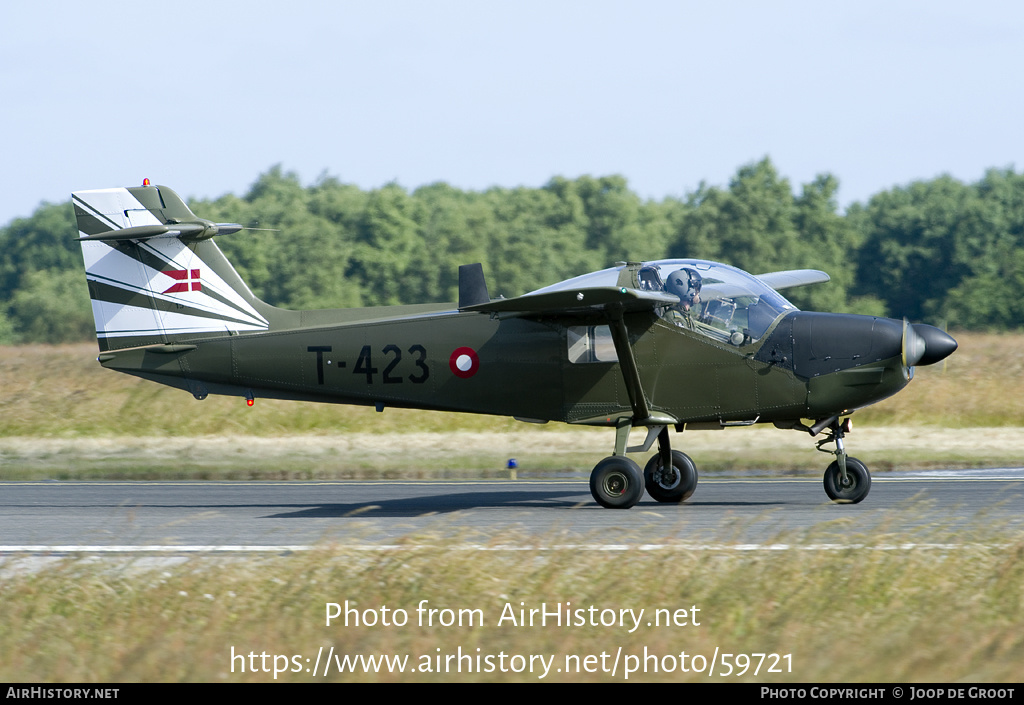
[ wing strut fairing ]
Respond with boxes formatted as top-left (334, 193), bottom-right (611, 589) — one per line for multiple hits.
top-left (606, 306), bottom-right (678, 426)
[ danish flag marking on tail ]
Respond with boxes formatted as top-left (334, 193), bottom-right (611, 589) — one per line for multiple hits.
top-left (162, 268), bottom-right (202, 294)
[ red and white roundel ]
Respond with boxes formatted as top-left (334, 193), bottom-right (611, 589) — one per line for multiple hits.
top-left (449, 347), bottom-right (480, 378)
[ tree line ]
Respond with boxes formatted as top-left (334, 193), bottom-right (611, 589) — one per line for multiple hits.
top-left (3, 158), bottom-right (1023, 344)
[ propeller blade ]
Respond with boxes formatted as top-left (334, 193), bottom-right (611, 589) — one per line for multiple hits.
top-left (902, 318), bottom-right (926, 368)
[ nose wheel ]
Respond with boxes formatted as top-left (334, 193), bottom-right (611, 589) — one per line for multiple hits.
top-left (823, 457), bottom-right (871, 503)
top-left (815, 417), bottom-right (871, 504)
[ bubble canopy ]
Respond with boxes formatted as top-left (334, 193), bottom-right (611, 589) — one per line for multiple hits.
top-left (528, 259), bottom-right (798, 343)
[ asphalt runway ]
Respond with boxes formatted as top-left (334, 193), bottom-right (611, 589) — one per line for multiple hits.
top-left (1, 469), bottom-right (1021, 551)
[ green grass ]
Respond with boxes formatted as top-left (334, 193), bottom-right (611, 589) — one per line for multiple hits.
top-left (1, 515), bottom-right (1021, 682)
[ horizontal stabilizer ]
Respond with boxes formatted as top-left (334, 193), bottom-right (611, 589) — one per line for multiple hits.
top-left (78, 222), bottom-right (243, 242)
top-left (73, 184), bottom-right (242, 242)
top-left (79, 223), bottom-right (202, 241)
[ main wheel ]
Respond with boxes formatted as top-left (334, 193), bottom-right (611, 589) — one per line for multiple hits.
top-left (823, 457), bottom-right (871, 504)
top-left (643, 450), bottom-right (698, 503)
top-left (590, 456), bottom-right (644, 509)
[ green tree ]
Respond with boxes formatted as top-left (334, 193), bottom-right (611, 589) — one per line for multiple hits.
top-left (11, 162), bottom-right (1024, 344)
top-left (671, 158), bottom-right (802, 270)
top-left (409, 183), bottom-right (494, 303)
top-left (7, 269), bottom-right (94, 343)
top-left (350, 184), bottom-right (421, 306)
top-left (0, 203), bottom-right (78, 304)
top-left (855, 176), bottom-right (977, 321)
top-left (937, 168), bottom-right (1024, 328)
top-left (211, 166), bottom-right (312, 305)
top-left (788, 173), bottom-right (860, 313)
top-left (669, 158), bottom-right (853, 312)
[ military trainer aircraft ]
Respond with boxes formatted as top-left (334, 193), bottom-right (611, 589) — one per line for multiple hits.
top-left (73, 182), bottom-right (957, 509)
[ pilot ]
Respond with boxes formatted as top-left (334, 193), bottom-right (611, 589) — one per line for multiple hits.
top-left (663, 268), bottom-right (702, 329)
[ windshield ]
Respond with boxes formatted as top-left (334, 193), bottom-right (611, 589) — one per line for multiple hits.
top-left (530, 259), bottom-right (797, 344)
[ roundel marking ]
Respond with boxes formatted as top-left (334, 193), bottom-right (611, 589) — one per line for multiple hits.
top-left (449, 347), bottom-right (480, 378)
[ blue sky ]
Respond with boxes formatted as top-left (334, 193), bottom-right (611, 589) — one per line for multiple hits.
top-left (2, 1), bottom-right (1022, 225)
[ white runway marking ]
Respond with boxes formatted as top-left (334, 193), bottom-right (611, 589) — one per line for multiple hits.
top-left (0, 542), bottom-right (1002, 554)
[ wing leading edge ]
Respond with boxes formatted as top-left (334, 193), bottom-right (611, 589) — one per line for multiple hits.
top-left (756, 269), bottom-right (830, 290)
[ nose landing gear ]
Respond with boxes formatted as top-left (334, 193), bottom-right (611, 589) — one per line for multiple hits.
top-left (823, 457), bottom-right (871, 502)
top-left (815, 417), bottom-right (871, 504)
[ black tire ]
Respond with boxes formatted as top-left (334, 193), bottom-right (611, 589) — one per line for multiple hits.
top-left (823, 457), bottom-right (871, 504)
top-left (590, 456), bottom-right (644, 509)
top-left (643, 450), bottom-right (698, 503)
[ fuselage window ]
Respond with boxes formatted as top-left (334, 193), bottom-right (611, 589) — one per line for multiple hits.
top-left (567, 325), bottom-right (618, 364)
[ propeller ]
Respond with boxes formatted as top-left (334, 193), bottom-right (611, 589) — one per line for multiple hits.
top-left (901, 318), bottom-right (926, 368)
top-left (902, 319), bottom-right (958, 368)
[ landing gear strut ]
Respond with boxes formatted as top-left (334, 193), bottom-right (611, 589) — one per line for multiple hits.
top-left (589, 424), bottom-right (699, 508)
top-left (815, 417), bottom-right (871, 503)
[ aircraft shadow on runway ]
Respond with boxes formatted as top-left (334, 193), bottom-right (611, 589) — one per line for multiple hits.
top-left (261, 489), bottom-right (787, 519)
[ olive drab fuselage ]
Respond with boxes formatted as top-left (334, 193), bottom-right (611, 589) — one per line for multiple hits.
top-left (95, 301), bottom-right (917, 429)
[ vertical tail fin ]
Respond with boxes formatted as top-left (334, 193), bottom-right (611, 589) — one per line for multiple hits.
top-left (73, 183), bottom-right (272, 351)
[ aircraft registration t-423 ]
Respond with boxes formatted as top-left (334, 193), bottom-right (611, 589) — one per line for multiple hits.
top-left (73, 182), bottom-right (958, 509)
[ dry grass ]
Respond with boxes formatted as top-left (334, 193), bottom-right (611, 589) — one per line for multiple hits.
top-left (3, 333), bottom-right (1016, 439)
top-left (2, 426), bottom-right (1024, 481)
top-left (856, 332), bottom-right (1024, 427)
top-left (1, 334), bottom-right (1021, 477)
top-left (0, 519), bottom-right (1021, 682)
top-left (0, 343), bottom-right (529, 437)
top-left (3, 339), bottom-right (1022, 683)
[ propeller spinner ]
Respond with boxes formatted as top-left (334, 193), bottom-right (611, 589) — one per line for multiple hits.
top-left (902, 319), bottom-right (957, 368)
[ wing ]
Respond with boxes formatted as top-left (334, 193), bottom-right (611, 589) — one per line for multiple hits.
top-left (756, 269), bottom-right (830, 290)
top-left (460, 286), bottom-right (677, 316)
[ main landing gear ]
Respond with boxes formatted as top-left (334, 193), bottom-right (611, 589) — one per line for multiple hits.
top-left (814, 417), bottom-right (870, 504)
top-left (589, 425), bottom-right (698, 509)
top-left (590, 457), bottom-right (644, 509)
top-left (588, 416), bottom-right (872, 508)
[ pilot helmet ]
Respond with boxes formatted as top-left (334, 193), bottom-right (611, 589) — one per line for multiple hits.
top-left (665, 268), bottom-right (702, 303)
